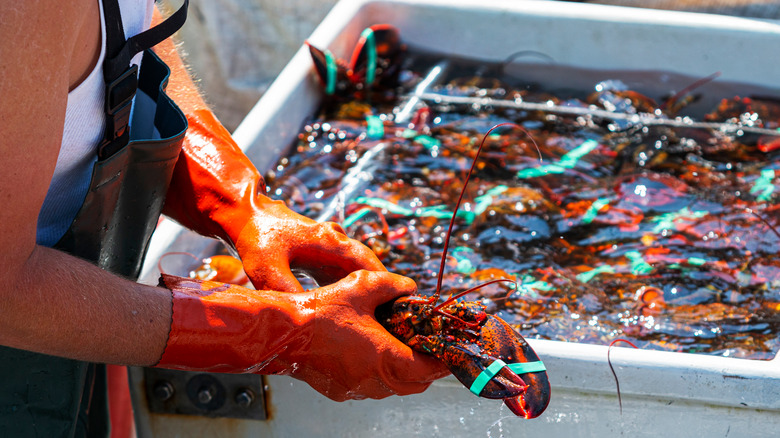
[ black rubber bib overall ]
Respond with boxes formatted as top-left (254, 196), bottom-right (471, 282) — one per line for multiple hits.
top-left (0, 1), bottom-right (188, 436)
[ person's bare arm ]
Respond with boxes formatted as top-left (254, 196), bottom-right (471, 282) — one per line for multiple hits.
top-left (150, 7), bottom-right (208, 114)
top-left (0, 1), bottom-right (171, 366)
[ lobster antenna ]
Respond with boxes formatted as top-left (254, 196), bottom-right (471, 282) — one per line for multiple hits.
top-left (607, 338), bottom-right (639, 415)
top-left (746, 207), bottom-right (780, 239)
top-left (433, 278), bottom-right (517, 312)
top-left (434, 122), bottom-right (541, 297)
top-left (661, 71), bottom-right (721, 111)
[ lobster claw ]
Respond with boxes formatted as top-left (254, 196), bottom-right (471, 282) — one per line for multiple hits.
top-left (306, 24), bottom-right (405, 97)
top-left (306, 42), bottom-right (350, 96)
top-left (345, 24), bottom-right (404, 87)
top-left (482, 316), bottom-right (551, 419)
top-left (439, 315), bottom-right (551, 419)
top-left (378, 296), bottom-right (550, 418)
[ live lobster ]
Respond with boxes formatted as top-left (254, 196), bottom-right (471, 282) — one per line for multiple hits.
top-left (181, 123), bottom-right (553, 417)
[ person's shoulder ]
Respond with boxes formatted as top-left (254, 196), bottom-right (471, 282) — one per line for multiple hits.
top-left (0, 0), bottom-right (94, 42)
top-left (0, 0), bottom-right (95, 21)
top-left (1, 0), bottom-right (97, 83)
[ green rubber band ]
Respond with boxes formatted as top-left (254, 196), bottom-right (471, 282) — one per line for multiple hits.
top-left (516, 139), bottom-right (598, 179)
top-left (626, 250), bottom-right (654, 275)
top-left (342, 207), bottom-right (371, 228)
top-left (750, 169), bottom-right (776, 201)
top-left (687, 257), bottom-right (707, 266)
top-left (469, 359), bottom-right (507, 396)
top-left (650, 207), bottom-right (708, 233)
top-left (469, 359), bottom-right (547, 396)
top-left (324, 50), bottom-right (337, 95)
top-left (507, 361), bottom-right (547, 375)
top-left (366, 115), bottom-right (384, 139)
top-left (360, 28), bottom-right (377, 86)
top-left (576, 265), bottom-right (615, 283)
top-left (413, 135), bottom-right (441, 150)
top-left (582, 197), bottom-right (610, 224)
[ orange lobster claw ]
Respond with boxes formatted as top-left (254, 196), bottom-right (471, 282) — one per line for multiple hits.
top-left (191, 254), bottom-right (250, 286)
top-left (478, 316), bottom-right (550, 419)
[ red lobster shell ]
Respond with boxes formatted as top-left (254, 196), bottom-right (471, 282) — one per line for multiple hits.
top-left (306, 24), bottom-right (405, 102)
top-left (377, 293), bottom-right (551, 418)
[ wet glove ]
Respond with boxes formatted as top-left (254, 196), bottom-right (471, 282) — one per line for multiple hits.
top-left (163, 109), bottom-right (386, 292)
top-left (155, 270), bottom-right (449, 400)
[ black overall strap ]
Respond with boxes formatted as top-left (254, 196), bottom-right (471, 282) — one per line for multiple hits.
top-left (99, 0), bottom-right (189, 160)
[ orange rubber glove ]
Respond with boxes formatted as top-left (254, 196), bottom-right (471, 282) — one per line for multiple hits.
top-left (156, 270), bottom-right (448, 400)
top-left (163, 109), bottom-right (386, 291)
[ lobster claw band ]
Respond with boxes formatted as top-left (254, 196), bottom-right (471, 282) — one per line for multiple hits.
top-left (356, 27), bottom-right (378, 86)
top-left (323, 50), bottom-right (338, 95)
top-left (469, 359), bottom-right (547, 396)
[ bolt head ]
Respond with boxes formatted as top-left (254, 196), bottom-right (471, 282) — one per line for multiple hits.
top-left (153, 382), bottom-right (175, 401)
top-left (197, 387), bottom-right (215, 404)
top-left (235, 389), bottom-right (255, 408)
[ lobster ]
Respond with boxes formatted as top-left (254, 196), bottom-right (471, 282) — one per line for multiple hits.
top-left (375, 123), bottom-right (551, 418)
top-left (306, 24), bottom-right (405, 104)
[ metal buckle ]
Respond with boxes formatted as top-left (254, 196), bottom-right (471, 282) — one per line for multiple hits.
top-left (106, 64), bottom-right (139, 115)
top-left (99, 65), bottom-right (139, 159)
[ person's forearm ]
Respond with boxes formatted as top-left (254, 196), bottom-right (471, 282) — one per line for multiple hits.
top-left (0, 1), bottom-right (172, 367)
top-left (0, 245), bottom-right (171, 366)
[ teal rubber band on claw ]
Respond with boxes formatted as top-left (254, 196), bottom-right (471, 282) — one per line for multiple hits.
top-left (469, 359), bottom-right (547, 396)
top-left (508, 361), bottom-right (546, 375)
top-left (469, 359), bottom-right (507, 396)
top-left (366, 115), bottom-right (384, 139)
top-left (324, 50), bottom-right (337, 95)
top-left (360, 28), bottom-right (377, 86)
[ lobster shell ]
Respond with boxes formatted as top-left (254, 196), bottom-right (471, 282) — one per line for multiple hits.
top-left (378, 295), bottom-right (551, 418)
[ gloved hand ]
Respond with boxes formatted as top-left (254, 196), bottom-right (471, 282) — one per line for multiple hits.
top-left (163, 109), bottom-right (386, 291)
top-left (156, 270), bottom-right (449, 400)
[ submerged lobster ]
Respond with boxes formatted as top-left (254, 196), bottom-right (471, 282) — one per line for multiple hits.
top-left (374, 123), bottom-right (551, 418)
